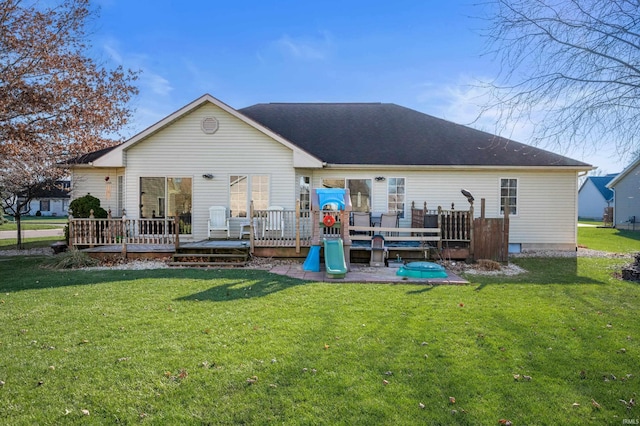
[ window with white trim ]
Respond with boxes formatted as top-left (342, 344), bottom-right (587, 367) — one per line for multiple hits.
top-left (500, 178), bottom-right (518, 215)
top-left (387, 178), bottom-right (405, 219)
top-left (299, 176), bottom-right (310, 210)
top-left (139, 177), bottom-right (192, 234)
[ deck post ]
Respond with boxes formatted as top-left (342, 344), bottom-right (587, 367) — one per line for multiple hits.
top-left (295, 200), bottom-right (301, 254)
top-left (469, 204), bottom-right (475, 260)
top-left (121, 211), bottom-right (127, 257)
top-left (89, 209), bottom-right (95, 248)
top-left (249, 201), bottom-right (255, 254)
top-left (67, 211), bottom-right (74, 247)
top-left (437, 206), bottom-right (442, 252)
top-left (174, 215), bottom-right (180, 251)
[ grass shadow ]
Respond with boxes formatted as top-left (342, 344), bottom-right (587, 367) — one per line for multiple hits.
top-left (176, 273), bottom-right (308, 302)
top-left (0, 256), bottom-right (310, 298)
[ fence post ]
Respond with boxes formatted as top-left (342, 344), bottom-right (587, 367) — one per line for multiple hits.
top-left (503, 203), bottom-right (510, 262)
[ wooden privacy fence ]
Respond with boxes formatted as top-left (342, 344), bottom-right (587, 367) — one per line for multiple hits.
top-left (472, 199), bottom-right (509, 262)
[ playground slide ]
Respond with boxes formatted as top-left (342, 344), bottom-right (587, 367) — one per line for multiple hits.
top-left (302, 245), bottom-right (321, 272)
top-left (323, 238), bottom-right (347, 279)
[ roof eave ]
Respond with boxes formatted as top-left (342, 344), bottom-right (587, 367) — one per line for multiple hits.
top-left (321, 163), bottom-right (593, 171)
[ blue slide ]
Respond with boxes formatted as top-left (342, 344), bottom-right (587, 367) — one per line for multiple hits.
top-left (303, 245), bottom-right (321, 272)
top-left (323, 238), bottom-right (347, 279)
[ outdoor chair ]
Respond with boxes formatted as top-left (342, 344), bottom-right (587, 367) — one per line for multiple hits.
top-left (379, 212), bottom-right (399, 236)
top-left (351, 211), bottom-right (372, 235)
top-left (207, 206), bottom-right (229, 238)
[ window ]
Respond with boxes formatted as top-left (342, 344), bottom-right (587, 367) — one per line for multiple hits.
top-left (321, 178), bottom-right (372, 212)
top-left (387, 178), bottom-right (405, 219)
top-left (347, 179), bottom-right (371, 212)
top-left (40, 200), bottom-right (50, 212)
top-left (139, 177), bottom-right (192, 234)
top-left (117, 176), bottom-right (124, 217)
top-left (229, 175), bottom-right (269, 217)
top-left (299, 176), bottom-right (310, 210)
top-left (500, 178), bottom-right (518, 215)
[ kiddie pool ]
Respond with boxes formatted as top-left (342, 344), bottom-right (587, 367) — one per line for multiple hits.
top-left (396, 261), bottom-right (447, 279)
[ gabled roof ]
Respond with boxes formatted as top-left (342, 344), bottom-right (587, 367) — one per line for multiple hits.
top-left (240, 103), bottom-right (591, 168)
top-left (65, 144), bottom-right (121, 165)
top-left (582, 174), bottom-right (616, 202)
top-left (70, 94), bottom-right (323, 168)
top-left (72, 95), bottom-right (592, 170)
top-left (607, 158), bottom-right (640, 188)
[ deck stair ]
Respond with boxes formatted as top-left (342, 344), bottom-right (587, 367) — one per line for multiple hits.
top-left (170, 244), bottom-right (250, 267)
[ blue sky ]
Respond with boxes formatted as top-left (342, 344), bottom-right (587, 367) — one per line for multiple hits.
top-left (93, 0), bottom-right (620, 173)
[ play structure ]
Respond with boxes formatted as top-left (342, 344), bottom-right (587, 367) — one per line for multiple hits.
top-left (302, 188), bottom-right (351, 278)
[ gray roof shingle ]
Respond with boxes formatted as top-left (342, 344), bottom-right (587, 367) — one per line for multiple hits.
top-left (240, 103), bottom-right (590, 167)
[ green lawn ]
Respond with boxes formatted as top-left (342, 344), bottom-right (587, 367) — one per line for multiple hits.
top-left (0, 225), bottom-right (638, 424)
top-left (0, 252), bottom-right (639, 424)
top-left (0, 215), bottom-right (67, 231)
top-left (578, 225), bottom-right (640, 253)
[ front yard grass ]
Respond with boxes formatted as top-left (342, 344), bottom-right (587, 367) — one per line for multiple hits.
top-left (0, 254), bottom-right (638, 424)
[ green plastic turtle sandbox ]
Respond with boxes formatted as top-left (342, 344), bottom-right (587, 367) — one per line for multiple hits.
top-left (396, 261), bottom-right (448, 279)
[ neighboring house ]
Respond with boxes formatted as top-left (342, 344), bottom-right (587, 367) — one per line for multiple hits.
top-left (68, 94), bottom-right (592, 251)
top-left (607, 158), bottom-right (640, 230)
top-left (578, 174), bottom-right (616, 220)
top-left (17, 180), bottom-right (70, 217)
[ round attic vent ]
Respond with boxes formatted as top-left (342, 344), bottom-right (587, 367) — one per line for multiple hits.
top-left (201, 117), bottom-right (219, 134)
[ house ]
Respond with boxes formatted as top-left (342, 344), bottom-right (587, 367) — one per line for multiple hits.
top-left (606, 158), bottom-right (640, 230)
top-left (68, 93), bottom-right (592, 253)
top-left (17, 180), bottom-right (70, 217)
top-left (578, 174), bottom-right (616, 220)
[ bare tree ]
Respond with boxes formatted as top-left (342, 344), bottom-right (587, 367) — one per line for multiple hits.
top-left (479, 0), bottom-right (640, 158)
top-left (0, 0), bottom-right (138, 248)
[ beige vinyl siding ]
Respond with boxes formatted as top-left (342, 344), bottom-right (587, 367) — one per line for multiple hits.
top-left (70, 168), bottom-right (123, 215)
top-left (124, 103), bottom-right (295, 240)
top-left (310, 168), bottom-right (579, 249)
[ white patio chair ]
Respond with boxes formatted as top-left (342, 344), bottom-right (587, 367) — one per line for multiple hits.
top-left (207, 206), bottom-right (229, 238)
top-left (263, 206), bottom-right (285, 237)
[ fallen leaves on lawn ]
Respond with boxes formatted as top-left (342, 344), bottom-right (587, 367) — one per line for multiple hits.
top-left (591, 399), bottom-right (601, 410)
top-left (449, 396), bottom-right (456, 404)
top-left (246, 376), bottom-right (258, 384)
top-left (81, 409), bottom-right (90, 416)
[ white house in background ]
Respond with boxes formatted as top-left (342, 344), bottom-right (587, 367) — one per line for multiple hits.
top-left (607, 159), bottom-right (640, 230)
top-left (16, 180), bottom-right (70, 217)
top-left (68, 94), bottom-right (592, 251)
top-left (578, 174), bottom-right (616, 220)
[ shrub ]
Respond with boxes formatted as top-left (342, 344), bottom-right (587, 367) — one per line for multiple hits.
top-left (35, 210), bottom-right (42, 216)
top-left (42, 248), bottom-right (99, 269)
top-left (69, 194), bottom-right (107, 218)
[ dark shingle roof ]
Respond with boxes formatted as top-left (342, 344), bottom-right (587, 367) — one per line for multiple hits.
top-left (65, 144), bottom-right (121, 164)
top-left (240, 103), bottom-right (590, 167)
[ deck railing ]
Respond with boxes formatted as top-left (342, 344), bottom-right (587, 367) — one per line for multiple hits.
top-left (68, 202), bottom-right (474, 253)
top-left (68, 210), bottom-right (178, 249)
